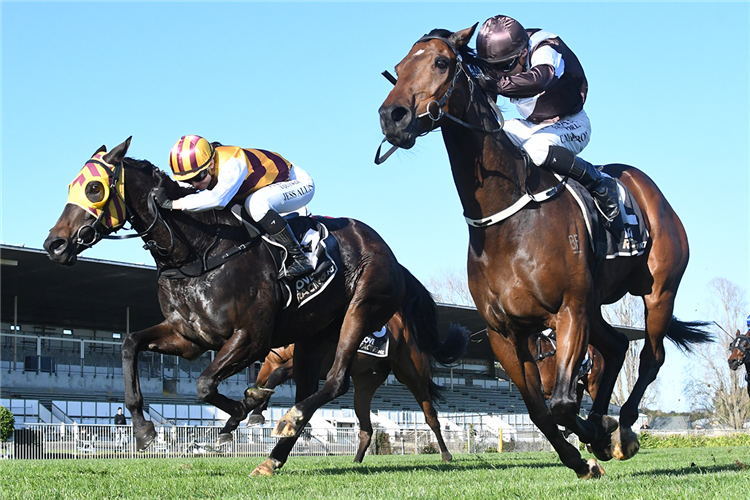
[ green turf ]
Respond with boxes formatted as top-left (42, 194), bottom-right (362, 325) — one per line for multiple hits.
top-left (2, 447), bottom-right (749, 499)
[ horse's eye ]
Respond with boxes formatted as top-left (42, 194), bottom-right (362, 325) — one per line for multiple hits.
top-left (85, 181), bottom-right (106, 204)
top-left (435, 57), bottom-right (449, 71)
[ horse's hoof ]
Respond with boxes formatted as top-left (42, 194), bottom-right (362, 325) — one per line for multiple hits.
top-left (588, 437), bottom-right (614, 462)
top-left (600, 415), bottom-right (619, 436)
top-left (250, 459), bottom-right (277, 477)
top-left (272, 419), bottom-right (297, 438)
top-left (442, 451), bottom-right (453, 463)
top-left (244, 387), bottom-right (275, 402)
top-left (247, 414), bottom-right (266, 426)
top-left (215, 432), bottom-right (233, 446)
top-left (612, 427), bottom-right (640, 460)
top-left (135, 421), bottom-right (157, 451)
top-left (576, 458), bottom-right (605, 479)
top-left (271, 407), bottom-right (303, 438)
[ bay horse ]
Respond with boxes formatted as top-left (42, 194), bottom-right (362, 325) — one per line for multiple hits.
top-left (247, 311), bottom-right (469, 463)
top-left (728, 328), bottom-right (750, 397)
top-left (377, 26), bottom-right (712, 478)
top-left (44, 137), bottom-right (439, 476)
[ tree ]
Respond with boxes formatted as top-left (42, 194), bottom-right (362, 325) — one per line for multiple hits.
top-left (685, 278), bottom-right (749, 428)
top-left (602, 294), bottom-right (660, 409)
top-left (427, 267), bottom-right (475, 307)
top-left (0, 406), bottom-right (14, 442)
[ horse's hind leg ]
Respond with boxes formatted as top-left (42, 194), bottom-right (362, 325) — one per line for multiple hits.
top-left (121, 322), bottom-right (204, 451)
top-left (392, 346), bottom-right (453, 462)
top-left (247, 360), bottom-right (294, 426)
top-left (614, 291), bottom-right (675, 460)
top-left (488, 330), bottom-right (603, 478)
top-left (352, 361), bottom-right (389, 463)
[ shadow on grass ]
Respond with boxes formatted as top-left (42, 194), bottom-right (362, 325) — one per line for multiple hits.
top-left (281, 454), bottom-right (566, 477)
top-left (631, 464), bottom-right (746, 477)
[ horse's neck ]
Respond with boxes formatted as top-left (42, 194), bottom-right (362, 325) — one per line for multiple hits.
top-left (124, 166), bottom-right (241, 268)
top-left (442, 124), bottom-right (527, 221)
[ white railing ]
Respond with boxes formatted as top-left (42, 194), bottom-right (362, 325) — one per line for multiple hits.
top-left (6, 422), bottom-right (565, 460)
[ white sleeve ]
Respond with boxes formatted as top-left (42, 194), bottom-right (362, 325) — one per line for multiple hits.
top-left (529, 45), bottom-right (565, 78)
top-left (177, 157), bottom-right (248, 212)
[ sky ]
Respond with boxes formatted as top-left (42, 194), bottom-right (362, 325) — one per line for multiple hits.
top-left (2, 1), bottom-right (748, 413)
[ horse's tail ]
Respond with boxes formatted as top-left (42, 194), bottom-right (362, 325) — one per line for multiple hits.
top-left (399, 265), bottom-right (470, 366)
top-left (666, 317), bottom-right (714, 352)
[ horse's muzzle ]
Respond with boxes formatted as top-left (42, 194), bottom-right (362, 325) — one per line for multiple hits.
top-left (378, 103), bottom-right (418, 149)
top-left (728, 358), bottom-right (743, 371)
top-left (43, 234), bottom-right (78, 266)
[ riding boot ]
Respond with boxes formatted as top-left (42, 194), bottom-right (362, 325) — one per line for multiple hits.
top-left (258, 210), bottom-right (314, 279)
top-left (543, 146), bottom-right (623, 233)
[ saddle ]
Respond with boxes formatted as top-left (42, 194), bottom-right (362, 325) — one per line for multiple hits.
top-left (230, 205), bottom-right (338, 309)
top-left (558, 172), bottom-right (650, 262)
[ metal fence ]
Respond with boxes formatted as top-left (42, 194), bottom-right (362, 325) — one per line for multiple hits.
top-left (1, 422), bottom-right (565, 460)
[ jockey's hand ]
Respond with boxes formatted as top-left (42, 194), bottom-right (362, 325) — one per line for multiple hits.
top-left (152, 187), bottom-right (173, 210)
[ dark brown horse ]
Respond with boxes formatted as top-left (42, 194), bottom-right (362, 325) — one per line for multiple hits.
top-left (247, 311), bottom-right (469, 463)
top-left (728, 328), bottom-right (750, 397)
top-left (44, 137), bottom-right (443, 476)
top-left (377, 26), bottom-right (712, 478)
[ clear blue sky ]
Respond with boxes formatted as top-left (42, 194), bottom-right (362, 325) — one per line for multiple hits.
top-left (2, 2), bottom-right (748, 412)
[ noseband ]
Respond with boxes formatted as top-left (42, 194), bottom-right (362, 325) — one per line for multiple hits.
top-left (375, 34), bottom-right (504, 165)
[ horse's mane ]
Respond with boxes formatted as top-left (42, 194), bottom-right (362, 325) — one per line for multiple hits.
top-left (123, 157), bottom-right (197, 198)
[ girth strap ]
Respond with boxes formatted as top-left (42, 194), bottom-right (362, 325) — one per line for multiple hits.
top-left (158, 241), bottom-right (254, 279)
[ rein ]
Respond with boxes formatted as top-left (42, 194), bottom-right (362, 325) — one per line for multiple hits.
top-left (377, 33), bottom-right (566, 228)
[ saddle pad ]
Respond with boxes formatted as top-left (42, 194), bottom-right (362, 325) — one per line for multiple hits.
top-left (357, 326), bottom-right (390, 358)
top-left (560, 173), bottom-right (650, 262)
top-left (274, 217), bottom-right (338, 308)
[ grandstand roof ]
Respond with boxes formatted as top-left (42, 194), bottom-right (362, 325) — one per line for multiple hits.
top-left (1, 244), bottom-right (643, 360)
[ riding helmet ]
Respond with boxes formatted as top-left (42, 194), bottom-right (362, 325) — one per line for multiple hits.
top-left (477, 15), bottom-right (529, 63)
top-left (169, 135), bottom-right (215, 182)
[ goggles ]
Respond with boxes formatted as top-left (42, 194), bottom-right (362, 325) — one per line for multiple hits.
top-left (66, 153), bottom-right (126, 230)
top-left (187, 167), bottom-right (209, 185)
top-left (494, 55), bottom-right (520, 73)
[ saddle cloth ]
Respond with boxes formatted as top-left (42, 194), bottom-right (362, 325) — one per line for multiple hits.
top-left (559, 173), bottom-right (650, 262)
top-left (357, 325), bottom-right (390, 358)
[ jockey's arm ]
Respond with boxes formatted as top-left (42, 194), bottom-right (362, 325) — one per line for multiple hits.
top-left (172, 157), bottom-right (248, 212)
top-left (496, 45), bottom-right (563, 98)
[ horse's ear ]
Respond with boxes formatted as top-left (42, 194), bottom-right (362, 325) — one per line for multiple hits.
top-left (103, 136), bottom-right (132, 165)
top-left (451, 23), bottom-right (478, 49)
top-left (93, 145), bottom-right (107, 156)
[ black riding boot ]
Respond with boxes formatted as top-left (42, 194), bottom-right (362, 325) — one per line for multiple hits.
top-left (543, 146), bottom-right (622, 232)
top-left (258, 211), bottom-right (314, 279)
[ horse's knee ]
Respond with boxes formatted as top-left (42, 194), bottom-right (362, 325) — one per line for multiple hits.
top-left (196, 375), bottom-right (217, 401)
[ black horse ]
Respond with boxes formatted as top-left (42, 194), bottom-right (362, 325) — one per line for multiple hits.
top-left (728, 328), bottom-right (750, 397)
top-left (44, 137), bottom-right (440, 476)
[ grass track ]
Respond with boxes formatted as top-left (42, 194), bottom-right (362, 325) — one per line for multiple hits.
top-left (2, 447), bottom-right (749, 499)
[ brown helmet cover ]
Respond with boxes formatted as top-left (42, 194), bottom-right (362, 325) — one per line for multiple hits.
top-left (477, 15), bottom-right (529, 63)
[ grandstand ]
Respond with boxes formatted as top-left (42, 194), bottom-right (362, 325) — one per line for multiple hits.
top-left (1, 243), bottom-right (639, 431)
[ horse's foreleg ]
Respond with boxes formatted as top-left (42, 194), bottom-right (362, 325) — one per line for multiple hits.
top-left (548, 309), bottom-right (607, 443)
top-left (196, 328), bottom-right (262, 443)
top-left (121, 322), bottom-right (204, 451)
top-left (489, 331), bottom-right (602, 478)
top-left (351, 361), bottom-right (389, 463)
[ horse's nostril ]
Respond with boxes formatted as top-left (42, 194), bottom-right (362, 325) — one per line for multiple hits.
top-left (46, 238), bottom-right (67, 254)
top-left (391, 106), bottom-right (408, 124)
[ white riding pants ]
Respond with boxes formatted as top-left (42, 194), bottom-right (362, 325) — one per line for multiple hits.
top-left (503, 109), bottom-right (591, 166)
top-left (245, 164), bottom-right (315, 222)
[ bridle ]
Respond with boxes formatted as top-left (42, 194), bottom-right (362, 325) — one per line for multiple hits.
top-left (730, 331), bottom-right (750, 364)
top-left (73, 160), bottom-right (175, 256)
top-left (375, 34), bottom-right (505, 165)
